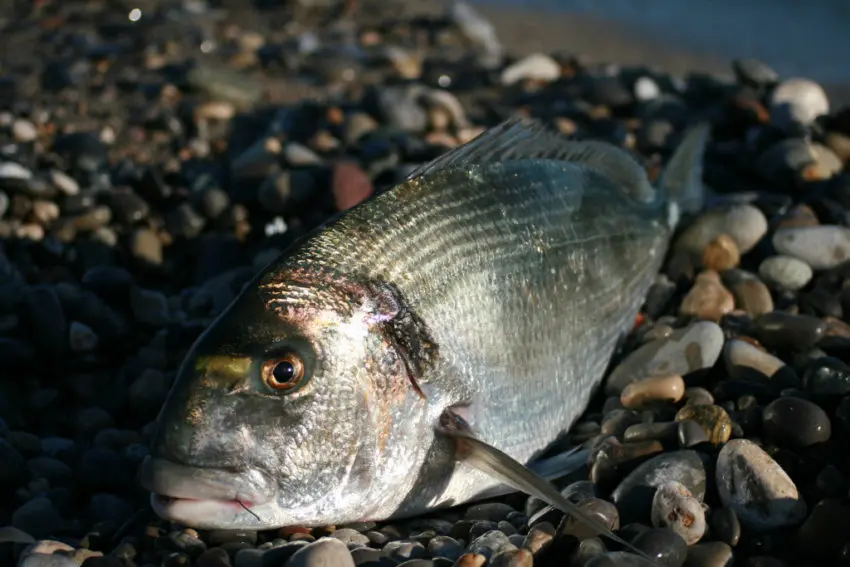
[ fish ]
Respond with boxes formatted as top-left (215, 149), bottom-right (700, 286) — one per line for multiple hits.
top-left (138, 117), bottom-right (708, 557)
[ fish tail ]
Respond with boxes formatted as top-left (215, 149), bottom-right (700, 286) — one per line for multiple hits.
top-left (658, 123), bottom-right (711, 229)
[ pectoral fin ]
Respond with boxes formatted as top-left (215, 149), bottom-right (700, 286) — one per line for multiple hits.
top-left (436, 408), bottom-right (658, 564)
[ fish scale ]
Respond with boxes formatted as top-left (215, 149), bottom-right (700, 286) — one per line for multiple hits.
top-left (140, 118), bottom-right (708, 540)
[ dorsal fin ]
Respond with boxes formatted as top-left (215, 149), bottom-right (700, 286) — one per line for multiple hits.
top-left (406, 117), bottom-right (656, 202)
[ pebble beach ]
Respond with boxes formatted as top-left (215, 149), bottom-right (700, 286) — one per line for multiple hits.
top-left (2, 1), bottom-right (850, 567)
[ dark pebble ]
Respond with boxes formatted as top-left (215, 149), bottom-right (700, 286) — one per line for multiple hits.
top-left (632, 528), bottom-right (688, 567)
top-left (762, 397), bottom-right (831, 447)
top-left (709, 507), bottom-right (741, 547)
top-left (611, 450), bottom-right (707, 525)
top-left (683, 542), bottom-right (734, 567)
top-left (753, 312), bottom-right (826, 351)
top-left (802, 357), bottom-right (850, 397)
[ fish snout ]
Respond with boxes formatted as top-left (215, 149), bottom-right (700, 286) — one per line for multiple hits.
top-left (138, 455), bottom-right (275, 506)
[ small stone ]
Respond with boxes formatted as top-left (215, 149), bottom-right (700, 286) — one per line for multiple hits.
top-left (620, 375), bottom-right (685, 409)
top-left (675, 204), bottom-right (767, 256)
top-left (674, 404), bottom-right (732, 445)
top-left (500, 53), bottom-right (560, 86)
top-left (773, 225), bottom-right (850, 270)
top-left (556, 498), bottom-right (619, 541)
top-left (762, 397), bottom-right (831, 447)
top-left (68, 321), bottom-right (99, 352)
top-left (803, 356), bottom-right (850, 397)
top-left (624, 422), bottom-right (679, 443)
top-left (702, 235), bottom-right (740, 271)
top-left (733, 58), bottom-right (779, 87)
top-left (286, 538), bottom-right (355, 567)
top-left (332, 161), bottom-right (373, 212)
top-left (584, 552), bottom-right (656, 566)
top-left (753, 312), bottom-right (826, 351)
top-left (759, 255), bottom-right (813, 291)
top-left (709, 507), bottom-right (741, 547)
top-left (428, 536), bottom-right (464, 562)
top-left (793, 499), bottom-right (850, 560)
top-left (467, 530), bottom-right (516, 561)
top-left (632, 528), bottom-right (687, 567)
top-left (453, 553), bottom-right (486, 567)
top-left (651, 480), bottom-right (706, 545)
top-left (129, 228), bottom-right (163, 267)
top-left (777, 204), bottom-right (819, 230)
top-left (520, 522), bottom-right (554, 555)
top-left (330, 528), bottom-right (369, 547)
top-left (605, 321), bottom-right (725, 395)
top-left (129, 287), bottom-right (170, 326)
top-left (12, 498), bottom-right (66, 539)
top-left (723, 338), bottom-right (789, 382)
top-left (680, 271), bottom-right (735, 322)
top-left (677, 420), bottom-right (709, 448)
top-left (611, 451), bottom-right (707, 525)
top-left (49, 169), bottom-right (79, 196)
top-left (683, 542), bottom-right (733, 567)
top-left (769, 77), bottom-right (829, 132)
top-left (716, 439), bottom-right (807, 530)
top-left (489, 548), bottom-right (532, 567)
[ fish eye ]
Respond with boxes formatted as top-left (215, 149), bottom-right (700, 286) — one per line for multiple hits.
top-left (261, 351), bottom-right (306, 392)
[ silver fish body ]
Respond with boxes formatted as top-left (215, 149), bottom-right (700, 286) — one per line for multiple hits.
top-left (139, 118), bottom-right (707, 529)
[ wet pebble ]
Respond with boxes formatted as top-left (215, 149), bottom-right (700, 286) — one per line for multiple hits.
top-left (680, 271), bottom-right (735, 322)
top-left (683, 541), bottom-right (733, 567)
top-left (753, 312), bottom-right (826, 351)
top-left (762, 396), bottom-right (831, 447)
top-left (605, 321), bottom-right (725, 395)
top-left (651, 481), bottom-right (706, 545)
top-left (716, 439), bottom-right (807, 530)
top-left (709, 507), bottom-right (741, 548)
top-left (632, 528), bottom-right (688, 567)
top-left (611, 450), bottom-right (707, 525)
top-left (621, 375), bottom-right (685, 409)
top-left (674, 404), bottom-right (732, 445)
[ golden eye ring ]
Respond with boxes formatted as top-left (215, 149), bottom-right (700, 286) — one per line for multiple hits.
top-left (261, 352), bottom-right (305, 391)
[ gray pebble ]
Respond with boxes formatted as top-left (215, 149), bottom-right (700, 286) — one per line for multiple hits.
top-left (68, 321), bottom-right (99, 352)
top-left (773, 225), bottom-right (850, 270)
top-left (384, 541), bottom-right (426, 562)
top-left (331, 528), bottom-right (370, 547)
top-left (678, 420), bottom-right (709, 448)
top-left (286, 538), bottom-right (355, 567)
top-left (733, 58), bottom-right (779, 87)
top-left (466, 530), bottom-right (516, 561)
top-left (675, 204), bottom-right (767, 256)
top-left (651, 480), bottom-right (706, 545)
top-left (716, 439), bottom-right (807, 530)
top-left (18, 554), bottom-right (80, 567)
top-left (605, 321), bottom-right (724, 395)
top-left (758, 255), bottom-right (812, 291)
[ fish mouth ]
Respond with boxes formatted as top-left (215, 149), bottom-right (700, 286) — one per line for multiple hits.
top-left (138, 456), bottom-right (275, 522)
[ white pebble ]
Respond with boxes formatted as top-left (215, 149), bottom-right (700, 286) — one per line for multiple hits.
top-left (758, 255), bottom-right (813, 291)
top-left (651, 480), bottom-right (706, 545)
top-left (769, 78), bottom-right (829, 132)
top-left (500, 53), bottom-right (560, 86)
top-left (634, 76), bottom-right (660, 102)
top-left (772, 225), bottom-right (850, 270)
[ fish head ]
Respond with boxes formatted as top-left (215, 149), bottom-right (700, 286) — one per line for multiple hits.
top-left (139, 264), bottom-right (436, 529)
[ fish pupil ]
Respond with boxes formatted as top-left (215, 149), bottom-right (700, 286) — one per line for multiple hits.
top-left (273, 361), bottom-right (296, 383)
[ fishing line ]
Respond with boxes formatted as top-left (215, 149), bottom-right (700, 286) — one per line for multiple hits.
top-left (238, 500), bottom-right (262, 522)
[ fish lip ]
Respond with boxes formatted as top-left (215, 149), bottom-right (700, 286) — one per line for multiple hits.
top-left (138, 456), bottom-right (274, 506)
